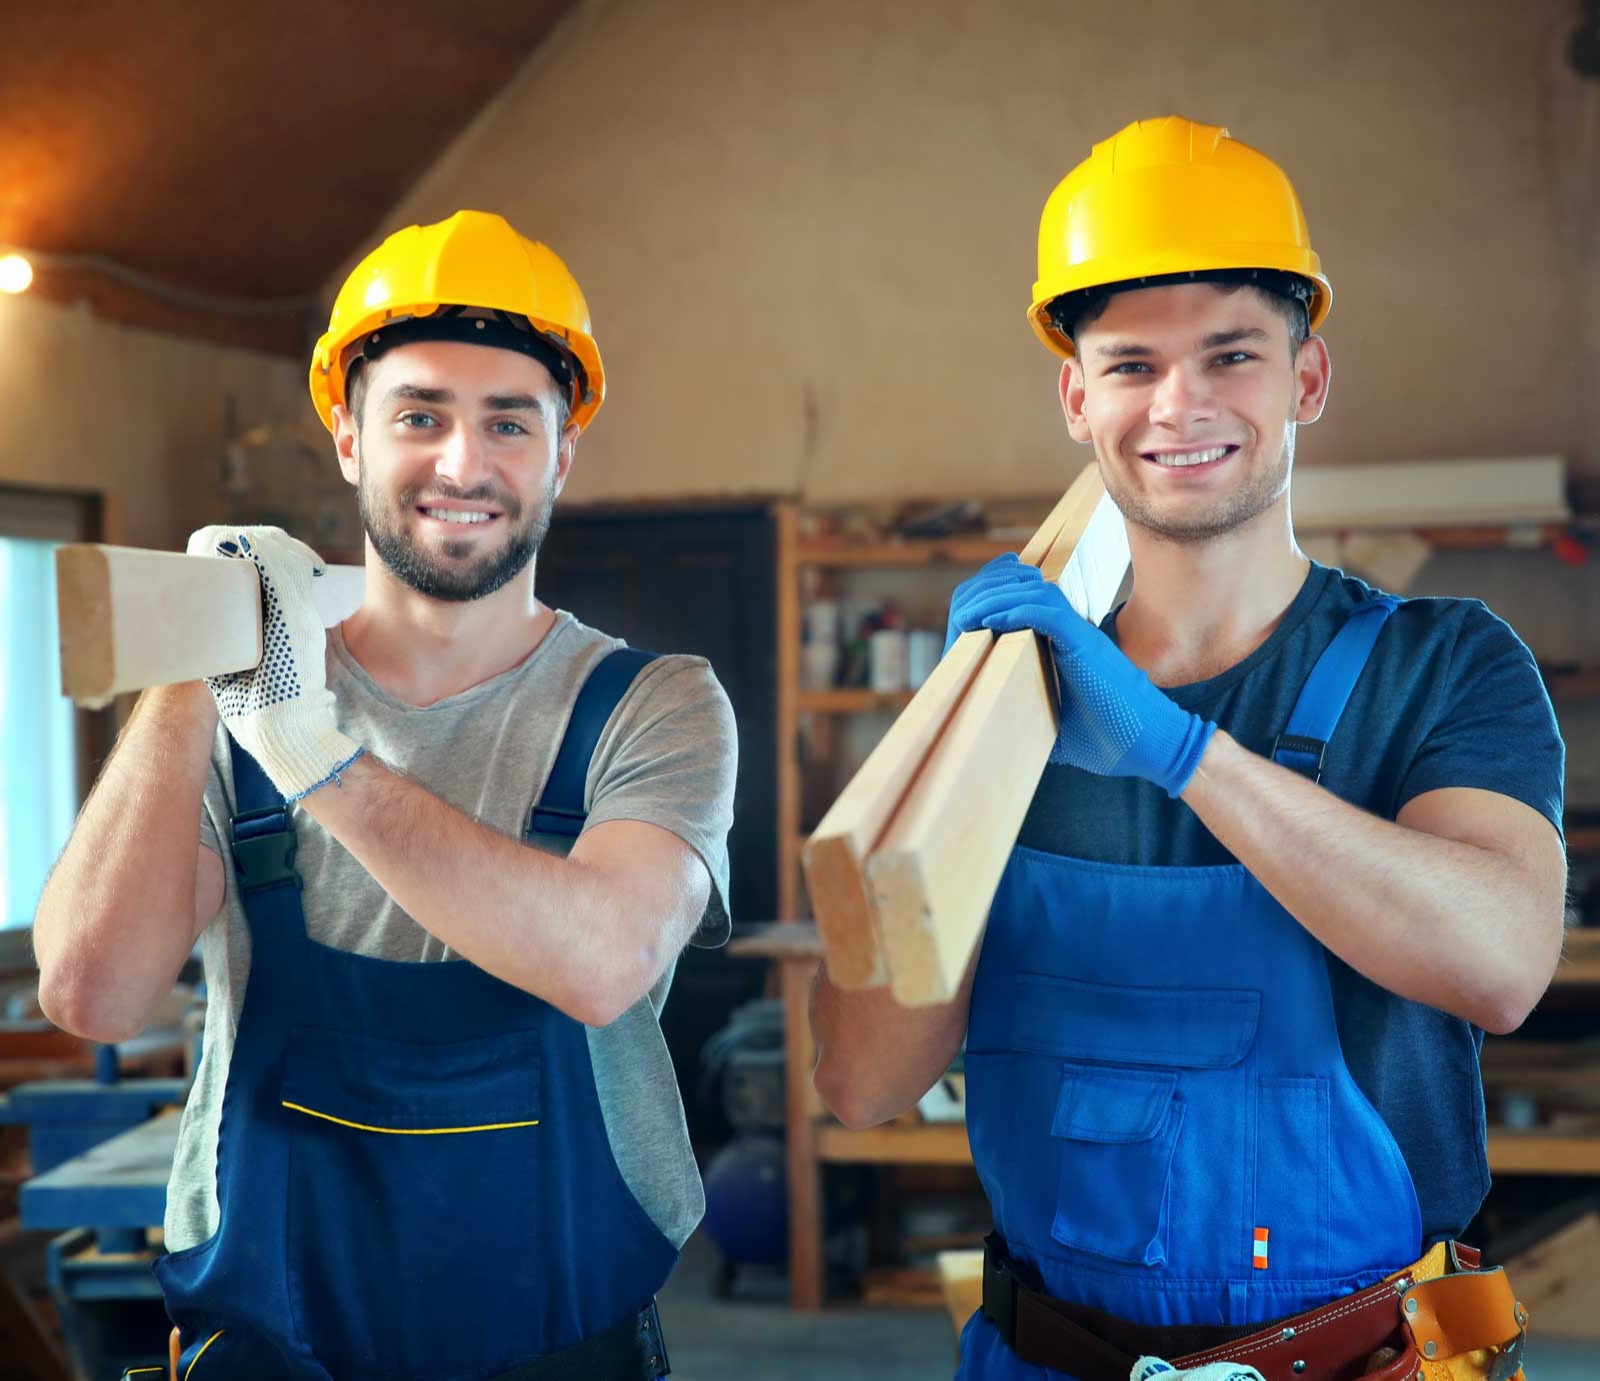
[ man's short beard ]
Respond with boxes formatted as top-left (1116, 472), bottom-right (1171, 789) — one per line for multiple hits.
top-left (359, 470), bottom-right (556, 602)
top-left (1101, 433), bottom-right (1294, 545)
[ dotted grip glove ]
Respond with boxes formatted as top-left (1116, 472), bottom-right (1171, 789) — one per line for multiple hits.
top-left (185, 525), bottom-right (362, 802)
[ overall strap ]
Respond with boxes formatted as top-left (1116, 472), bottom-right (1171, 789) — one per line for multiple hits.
top-left (227, 734), bottom-right (303, 895)
top-left (526, 647), bottom-right (660, 844)
top-left (1273, 595), bottom-right (1401, 784)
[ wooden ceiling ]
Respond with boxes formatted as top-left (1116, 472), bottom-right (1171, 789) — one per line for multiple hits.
top-left (0, 0), bottom-right (576, 354)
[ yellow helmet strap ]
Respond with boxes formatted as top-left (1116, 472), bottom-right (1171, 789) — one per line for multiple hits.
top-left (1045, 268), bottom-right (1315, 345)
top-left (352, 307), bottom-right (585, 411)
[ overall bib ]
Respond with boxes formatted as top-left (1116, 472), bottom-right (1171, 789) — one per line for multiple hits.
top-left (958, 598), bottom-right (1424, 1381)
top-left (155, 649), bottom-right (680, 1380)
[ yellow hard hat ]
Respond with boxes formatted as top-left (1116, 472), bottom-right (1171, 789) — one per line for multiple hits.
top-left (1028, 117), bottom-right (1330, 359)
top-left (310, 210), bottom-right (605, 432)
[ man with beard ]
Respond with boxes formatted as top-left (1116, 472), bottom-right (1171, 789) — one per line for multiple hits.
top-left (35, 211), bottom-right (737, 1380)
top-left (810, 120), bottom-right (1564, 1380)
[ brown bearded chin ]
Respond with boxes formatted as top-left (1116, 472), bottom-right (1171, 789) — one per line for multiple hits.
top-left (1104, 439), bottom-right (1293, 544)
top-left (358, 473), bottom-right (555, 602)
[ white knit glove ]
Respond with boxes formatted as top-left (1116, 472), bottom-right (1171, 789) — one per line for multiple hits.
top-left (1132, 1360), bottom-right (1266, 1381)
top-left (185, 525), bottom-right (362, 802)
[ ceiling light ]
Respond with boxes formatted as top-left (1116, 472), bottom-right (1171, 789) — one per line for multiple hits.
top-left (0, 252), bottom-right (33, 294)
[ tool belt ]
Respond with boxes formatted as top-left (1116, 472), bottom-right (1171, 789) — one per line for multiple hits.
top-left (980, 1234), bottom-right (1527, 1381)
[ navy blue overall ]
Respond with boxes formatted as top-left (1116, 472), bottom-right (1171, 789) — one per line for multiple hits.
top-left (957, 598), bottom-right (1423, 1381)
top-left (154, 649), bottom-right (679, 1380)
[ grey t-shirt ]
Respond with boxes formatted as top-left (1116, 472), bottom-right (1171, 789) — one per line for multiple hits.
top-left (168, 610), bottom-right (737, 1253)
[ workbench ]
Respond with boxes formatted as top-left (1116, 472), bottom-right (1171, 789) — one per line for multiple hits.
top-left (20, 1111), bottom-right (178, 1378)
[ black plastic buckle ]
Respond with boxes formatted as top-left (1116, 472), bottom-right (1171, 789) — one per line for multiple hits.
top-left (1272, 732), bottom-right (1327, 785)
top-left (526, 805), bottom-right (586, 840)
top-left (231, 815), bottom-right (301, 892)
top-left (981, 1233), bottom-right (1019, 1346)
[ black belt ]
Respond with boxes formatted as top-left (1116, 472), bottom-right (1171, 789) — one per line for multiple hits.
top-left (490, 1301), bottom-right (669, 1380)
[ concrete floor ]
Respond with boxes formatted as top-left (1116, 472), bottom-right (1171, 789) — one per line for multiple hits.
top-left (659, 1233), bottom-right (1600, 1381)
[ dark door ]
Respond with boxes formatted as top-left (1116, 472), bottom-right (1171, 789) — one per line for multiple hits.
top-left (537, 504), bottom-right (776, 1143)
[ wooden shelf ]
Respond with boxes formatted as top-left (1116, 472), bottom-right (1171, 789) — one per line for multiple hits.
top-left (815, 1120), bottom-right (972, 1166)
top-left (1487, 1130), bottom-right (1600, 1176)
top-left (794, 537), bottom-right (1018, 569)
top-left (798, 688), bottom-right (916, 714)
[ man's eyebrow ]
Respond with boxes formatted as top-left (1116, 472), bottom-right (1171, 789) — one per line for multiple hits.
top-left (382, 384), bottom-right (454, 406)
top-left (1092, 342), bottom-right (1154, 360)
top-left (483, 392), bottom-right (547, 414)
top-left (1199, 328), bottom-right (1271, 350)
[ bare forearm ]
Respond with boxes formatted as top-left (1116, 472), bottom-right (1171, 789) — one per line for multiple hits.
top-left (1181, 731), bottom-right (1561, 1031)
top-left (810, 953), bottom-right (973, 1128)
top-left (35, 683), bottom-right (217, 1041)
top-left (300, 755), bottom-right (678, 1025)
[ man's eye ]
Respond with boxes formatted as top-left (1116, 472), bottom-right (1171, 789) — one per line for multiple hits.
top-left (491, 420), bottom-right (528, 436)
top-left (1107, 362), bottom-right (1150, 376)
top-left (1212, 352), bottom-right (1255, 367)
top-left (399, 412), bottom-right (439, 429)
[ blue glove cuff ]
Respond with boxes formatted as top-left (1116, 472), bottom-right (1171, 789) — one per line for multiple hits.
top-left (1157, 714), bottom-right (1217, 798)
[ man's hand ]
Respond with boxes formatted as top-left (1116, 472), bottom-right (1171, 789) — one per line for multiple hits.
top-left (185, 525), bottom-right (361, 801)
top-left (948, 554), bottom-right (1214, 797)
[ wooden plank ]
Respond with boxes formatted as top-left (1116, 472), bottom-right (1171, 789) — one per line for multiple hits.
top-left (869, 482), bottom-right (1129, 1006)
top-left (55, 544), bottom-right (365, 709)
top-left (800, 475), bottom-right (1100, 989)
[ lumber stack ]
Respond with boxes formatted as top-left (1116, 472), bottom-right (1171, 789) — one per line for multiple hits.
top-left (802, 463), bottom-right (1129, 1006)
top-left (54, 545), bottom-right (365, 709)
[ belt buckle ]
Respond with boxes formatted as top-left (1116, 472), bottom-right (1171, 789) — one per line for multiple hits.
top-left (981, 1235), bottom-right (1020, 1346)
top-left (1485, 1302), bottom-right (1528, 1381)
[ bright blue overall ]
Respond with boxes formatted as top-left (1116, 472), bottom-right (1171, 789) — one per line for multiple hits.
top-left (154, 649), bottom-right (680, 1380)
top-left (957, 598), bottom-right (1423, 1381)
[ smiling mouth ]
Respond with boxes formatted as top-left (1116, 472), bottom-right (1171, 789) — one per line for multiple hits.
top-left (417, 506), bottom-right (499, 525)
top-left (1141, 445), bottom-right (1239, 469)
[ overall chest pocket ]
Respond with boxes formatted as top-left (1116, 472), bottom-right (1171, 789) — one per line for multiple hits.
top-left (280, 1027), bottom-right (543, 1378)
top-left (1015, 974), bottom-right (1260, 1269)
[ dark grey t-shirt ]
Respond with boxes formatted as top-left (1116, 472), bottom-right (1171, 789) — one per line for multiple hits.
top-left (1016, 562), bottom-right (1565, 1245)
top-left (170, 611), bottom-right (738, 1253)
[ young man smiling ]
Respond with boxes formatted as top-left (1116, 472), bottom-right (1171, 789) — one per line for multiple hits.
top-left (811, 118), bottom-right (1564, 1381)
top-left (36, 211), bottom-right (736, 1380)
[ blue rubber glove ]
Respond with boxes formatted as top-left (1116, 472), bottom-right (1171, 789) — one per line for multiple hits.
top-left (947, 554), bottom-right (1215, 797)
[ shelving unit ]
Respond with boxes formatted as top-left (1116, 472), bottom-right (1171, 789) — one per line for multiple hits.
top-left (765, 502), bottom-right (1600, 1309)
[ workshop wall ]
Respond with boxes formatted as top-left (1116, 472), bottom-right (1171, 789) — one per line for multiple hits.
top-left (0, 291), bottom-right (304, 548)
top-left (357, 0), bottom-right (1598, 506)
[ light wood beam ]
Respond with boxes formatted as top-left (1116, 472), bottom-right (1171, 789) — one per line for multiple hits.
top-left (55, 544), bottom-right (364, 709)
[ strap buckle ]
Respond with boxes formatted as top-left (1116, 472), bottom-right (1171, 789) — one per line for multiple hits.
top-left (1272, 732), bottom-right (1328, 784)
top-left (526, 804), bottom-right (587, 839)
top-left (981, 1233), bottom-right (1020, 1347)
top-left (230, 811), bottom-right (301, 892)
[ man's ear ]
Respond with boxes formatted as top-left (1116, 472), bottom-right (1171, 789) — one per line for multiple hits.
top-left (331, 404), bottom-right (361, 487)
top-left (1060, 358), bottom-right (1093, 444)
top-left (1292, 335), bottom-right (1332, 425)
top-left (552, 421), bottom-right (579, 497)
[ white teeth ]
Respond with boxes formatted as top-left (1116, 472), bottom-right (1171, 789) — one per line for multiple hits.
top-left (420, 508), bottom-right (492, 524)
top-left (1150, 446), bottom-right (1230, 467)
